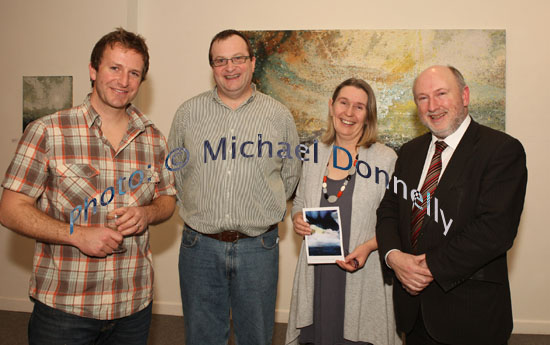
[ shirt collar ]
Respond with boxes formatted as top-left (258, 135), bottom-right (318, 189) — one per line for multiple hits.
top-left (211, 83), bottom-right (257, 108)
top-left (430, 115), bottom-right (471, 150)
top-left (82, 94), bottom-right (152, 131)
top-left (82, 94), bottom-right (100, 128)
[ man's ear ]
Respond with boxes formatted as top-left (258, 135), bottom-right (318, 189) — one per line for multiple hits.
top-left (89, 63), bottom-right (97, 83)
top-left (462, 85), bottom-right (470, 107)
top-left (250, 56), bottom-right (256, 73)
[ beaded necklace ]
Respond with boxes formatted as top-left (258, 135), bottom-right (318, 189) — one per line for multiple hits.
top-left (322, 153), bottom-right (359, 203)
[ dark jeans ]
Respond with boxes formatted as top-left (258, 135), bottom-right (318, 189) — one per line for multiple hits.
top-left (28, 299), bottom-right (152, 345)
top-left (179, 225), bottom-right (279, 345)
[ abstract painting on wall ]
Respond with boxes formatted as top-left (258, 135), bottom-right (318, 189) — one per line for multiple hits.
top-left (23, 76), bottom-right (73, 131)
top-left (244, 30), bottom-right (505, 149)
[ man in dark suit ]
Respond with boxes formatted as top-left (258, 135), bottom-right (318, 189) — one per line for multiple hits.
top-left (376, 65), bottom-right (527, 345)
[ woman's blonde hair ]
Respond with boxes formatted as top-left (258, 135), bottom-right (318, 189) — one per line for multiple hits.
top-left (321, 78), bottom-right (378, 148)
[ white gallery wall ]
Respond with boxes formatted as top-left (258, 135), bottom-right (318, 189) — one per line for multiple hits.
top-left (0, 0), bottom-right (139, 310)
top-left (1, 0), bottom-right (549, 334)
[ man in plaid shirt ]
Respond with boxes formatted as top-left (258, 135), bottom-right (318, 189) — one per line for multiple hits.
top-left (0, 28), bottom-right (176, 345)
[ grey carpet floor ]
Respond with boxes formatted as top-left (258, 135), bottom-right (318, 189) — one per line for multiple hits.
top-left (0, 310), bottom-right (547, 345)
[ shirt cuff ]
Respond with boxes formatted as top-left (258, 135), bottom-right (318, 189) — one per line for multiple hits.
top-left (385, 249), bottom-right (401, 269)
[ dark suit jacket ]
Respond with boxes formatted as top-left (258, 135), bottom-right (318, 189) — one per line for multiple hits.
top-left (376, 119), bottom-right (527, 345)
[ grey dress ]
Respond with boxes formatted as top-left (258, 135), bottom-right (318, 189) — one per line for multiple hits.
top-left (298, 174), bottom-right (371, 345)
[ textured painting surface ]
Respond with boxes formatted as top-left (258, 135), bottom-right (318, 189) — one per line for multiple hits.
top-left (23, 76), bottom-right (73, 131)
top-left (244, 30), bottom-right (505, 149)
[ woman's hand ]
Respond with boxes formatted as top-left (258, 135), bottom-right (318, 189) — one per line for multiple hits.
top-left (336, 240), bottom-right (376, 272)
top-left (292, 212), bottom-right (311, 236)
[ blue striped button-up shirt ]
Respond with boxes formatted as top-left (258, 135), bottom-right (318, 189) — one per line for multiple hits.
top-left (168, 85), bottom-right (301, 236)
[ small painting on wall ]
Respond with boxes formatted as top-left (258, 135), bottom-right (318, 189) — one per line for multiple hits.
top-left (23, 76), bottom-right (73, 132)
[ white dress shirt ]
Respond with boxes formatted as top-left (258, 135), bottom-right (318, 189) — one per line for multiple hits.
top-left (385, 115), bottom-right (471, 267)
top-left (416, 115), bottom-right (471, 189)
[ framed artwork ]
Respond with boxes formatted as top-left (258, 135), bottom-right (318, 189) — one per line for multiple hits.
top-left (245, 30), bottom-right (505, 149)
top-left (23, 76), bottom-right (73, 131)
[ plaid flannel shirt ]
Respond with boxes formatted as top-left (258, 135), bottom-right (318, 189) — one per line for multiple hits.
top-left (2, 95), bottom-right (176, 320)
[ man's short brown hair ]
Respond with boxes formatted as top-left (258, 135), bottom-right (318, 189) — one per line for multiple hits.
top-left (208, 29), bottom-right (253, 65)
top-left (90, 27), bottom-right (149, 87)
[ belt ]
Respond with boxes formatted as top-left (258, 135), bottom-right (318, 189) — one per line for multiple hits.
top-left (198, 224), bottom-right (277, 242)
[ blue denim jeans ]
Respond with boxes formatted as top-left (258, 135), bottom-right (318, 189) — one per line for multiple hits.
top-left (179, 225), bottom-right (279, 345)
top-left (28, 299), bottom-right (152, 345)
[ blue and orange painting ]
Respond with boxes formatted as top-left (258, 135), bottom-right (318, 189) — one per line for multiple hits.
top-left (244, 30), bottom-right (506, 150)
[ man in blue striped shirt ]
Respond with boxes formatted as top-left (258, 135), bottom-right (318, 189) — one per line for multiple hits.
top-left (168, 29), bottom-right (301, 345)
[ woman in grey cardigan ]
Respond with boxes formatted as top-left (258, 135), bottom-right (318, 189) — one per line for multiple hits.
top-left (285, 78), bottom-right (401, 345)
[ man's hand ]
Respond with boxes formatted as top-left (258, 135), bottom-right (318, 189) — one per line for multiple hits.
top-left (388, 251), bottom-right (433, 295)
top-left (107, 195), bottom-right (176, 237)
top-left (70, 225), bottom-right (123, 257)
top-left (0, 189), bottom-right (126, 257)
top-left (0, 190), bottom-right (174, 257)
top-left (292, 212), bottom-right (311, 236)
top-left (108, 206), bottom-right (149, 236)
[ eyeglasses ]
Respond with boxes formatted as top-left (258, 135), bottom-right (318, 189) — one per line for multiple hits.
top-left (211, 56), bottom-right (251, 67)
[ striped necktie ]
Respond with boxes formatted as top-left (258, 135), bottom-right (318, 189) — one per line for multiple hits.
top-left (410, 140), bottom-right (448, 248)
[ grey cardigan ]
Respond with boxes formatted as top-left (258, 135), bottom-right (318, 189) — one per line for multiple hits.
top-left (285, 142), bottom-right (402, 345)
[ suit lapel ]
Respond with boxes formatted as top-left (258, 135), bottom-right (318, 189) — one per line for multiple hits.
top-left (435, 120), bottom-right (479, 197)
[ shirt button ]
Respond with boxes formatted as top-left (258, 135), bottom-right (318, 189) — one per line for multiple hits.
top-left (225, 214), bottom-right (230, 218)
top-left (227, 170), bottom-right (231, 175)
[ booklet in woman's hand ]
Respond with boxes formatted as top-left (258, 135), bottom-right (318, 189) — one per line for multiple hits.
top-left (303, 207), bottom-right (345, 264)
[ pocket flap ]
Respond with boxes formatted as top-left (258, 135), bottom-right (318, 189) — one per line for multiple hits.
top-left (56, 163), bottom-right (99, 178)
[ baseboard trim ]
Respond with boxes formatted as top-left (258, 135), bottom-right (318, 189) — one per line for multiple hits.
top-left (3, 297), bottom-right (547, 334)
top-left (0, 297), bottom-right (290, 322)
top-left (151, 301), bottom-right (182, 316)
top-left (513, 319), bottom-right (550, 334)
top-left (275, 309), bottom-right (289, 323)
top-left (151, 302), bottom-right (290, 324)
top-left (0, 297), bottom-right (33, 313)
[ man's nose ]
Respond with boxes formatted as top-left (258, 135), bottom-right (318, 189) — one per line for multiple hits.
top-left (428, 97), bottom-right (438, 112)
top-left (225, 60), bottom-right (236, 70)
top-left (119, 72), bottom-right (129, 87)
